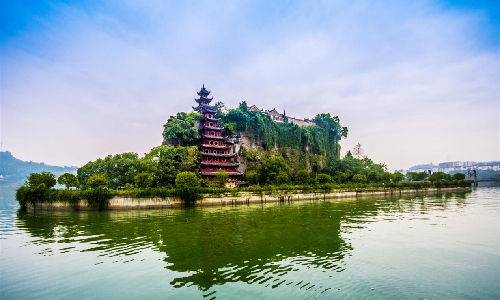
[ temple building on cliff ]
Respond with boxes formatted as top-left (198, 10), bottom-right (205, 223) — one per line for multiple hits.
top-left (193, 85), bottom-right (242, 182)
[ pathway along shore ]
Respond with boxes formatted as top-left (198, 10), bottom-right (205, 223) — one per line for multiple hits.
top-left (26, 187), bottom-right (471, 211)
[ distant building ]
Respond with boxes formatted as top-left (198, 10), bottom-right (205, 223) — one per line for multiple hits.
top-left (248, 105), bottom-right (316, 127)
top-left (406, 160), bottom-right (500, 173)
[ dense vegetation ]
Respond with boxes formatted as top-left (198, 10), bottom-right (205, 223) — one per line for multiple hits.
top-left (222, 102), bottom-right (347, 157)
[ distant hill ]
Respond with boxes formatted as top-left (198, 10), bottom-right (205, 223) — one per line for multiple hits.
top-left (408, 163), bottom-right (436, 171)
top-left (0, 151), bottom-right (77, 182)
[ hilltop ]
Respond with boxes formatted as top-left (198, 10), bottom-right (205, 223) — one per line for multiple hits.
top-left (0, 151), bottom-right (77, 182)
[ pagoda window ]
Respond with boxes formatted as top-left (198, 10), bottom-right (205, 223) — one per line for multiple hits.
top-left (207, 158), bottom-right (211, 162)
top-left (215, 158), bottom-right (219, 162)
top-left (209, 122), bottom-right (214, 127)
top-left (222, 158), bottom-right (226, 162)
top-left (204, 149), bottom-right (208, 153)
top-left (210, 141), bottom-right (214, 145)
top-left (210, 131), bottom-right (215, 136)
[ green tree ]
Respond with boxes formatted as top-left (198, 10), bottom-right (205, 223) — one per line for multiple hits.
top-left (296, 169), bottom-right (310, 185)
top-left (57, 173), bottom-right (79, 190)
top-left (86, 174), bottom-right (109, 189)
top-left (276, 170), bottom-right (290, 184)
top-left (452, 173), bottom-right (466, 181)
top-left (144, 146), bottom-right (200, 187)
top-left (335, 172), bottom-right (348, 183)
top-left (215, 170), bottom-right (230, 187)
top-left (429, 172), bottom-right (451, 182)
top-left (259, 155), bottom-right (291, 185)
top-left (27, 172), bottom-right (56, 188)
top-left (406, 172), bottom-right (428, 182)
top-left (352, 174), bottom-right (367, 184)
top-left (316, 173), bottom-right (333, 184)
top-left (134, 172), bottom-right (153, 188)
top-left (162, 112), bottom-right (203, 146)
top-left (393, 172), bottom-right (405, 183)
top-left (245, 170), bottom-right (259, 185)
top-left (77, 152), bottom-right (153, 189)
top-left (175, 172), bottom-right (201, 206)
top-left (380, 172), bottom-right (393, 183)
top-left (367, 171), bottom-right (379, 183)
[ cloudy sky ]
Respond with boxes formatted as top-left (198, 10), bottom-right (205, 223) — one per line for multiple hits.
top-left (1, 0), bottom-right (498, 170)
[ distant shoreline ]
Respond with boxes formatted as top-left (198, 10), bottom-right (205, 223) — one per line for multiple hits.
top-left (26, 187), bottom-right (471, 211)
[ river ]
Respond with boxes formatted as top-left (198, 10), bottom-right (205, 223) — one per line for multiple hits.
top-left (1, 183), bottom-right (499, 299)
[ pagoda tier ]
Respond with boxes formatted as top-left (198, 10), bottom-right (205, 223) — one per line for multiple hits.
top-left (205, 117), bottom-right (221, 122)
top-left (201, 144), bottom-right (231, 150)
top-left (193, 85), bottom-right (242, 182)
top-left (195, 97), bottom-right (213, 103)
top-left (201, 162), bottom-right (240, 167)
top-left (203, 126), bottom-right (224, 132)
top-left (200, 172), bottom-right (243, 177)
top-left (202, 135), bottom-right (227, 140)
top-left (201, 153), bottom-right (235, 158)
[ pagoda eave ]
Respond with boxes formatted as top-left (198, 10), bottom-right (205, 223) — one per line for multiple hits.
top-left (200, 145), bottom-right (231, 150)
top-left (201, 153), bottom-right (236, 158)
top-left (200, 172), bottom-right (243, 177)
top-left (202, 135), bottom-right (227, 140)
top-left (201, 162), bottom-right (240, 167)
top-left (206, 117), bottom-right (221, 122)
top-left (203, 126), bottom-right (224, 131)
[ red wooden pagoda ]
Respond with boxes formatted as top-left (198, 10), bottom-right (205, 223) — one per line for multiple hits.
top-left (193, 85), bottom-right (242, 181)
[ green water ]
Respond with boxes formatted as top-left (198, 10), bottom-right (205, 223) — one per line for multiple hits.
top-left (1, 185), bottom-right (499, 299)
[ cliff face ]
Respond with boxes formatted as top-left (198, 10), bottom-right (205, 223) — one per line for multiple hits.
top-left (232, 131), bottom-right (264, 174)
top-left (227, 131), bottom-right (328, 174)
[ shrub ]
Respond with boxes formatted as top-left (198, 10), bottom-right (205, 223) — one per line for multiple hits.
top-left (215, 170), bottom-right (229, 187)
top-left (86, 174), bottom-right (109, 189)
top-left (316, 173), bottom-right (333, 184)
top-left (134, 172), bottom-right (153, 188)
top-left (82, 187), bottom-right (112, 210)
top-left (175, 172), bottom-right (201, 206)
top-left (296, 170), bottom-right (310, 184)
top-left (352, 174), bottom-right (367, 184)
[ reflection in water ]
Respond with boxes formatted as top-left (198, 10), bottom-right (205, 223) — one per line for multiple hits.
top-left (14, 192), bottom-right (471, 297)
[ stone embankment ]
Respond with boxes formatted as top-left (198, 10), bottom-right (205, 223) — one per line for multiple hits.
top-left (27, 187), bottom-right (471, 211)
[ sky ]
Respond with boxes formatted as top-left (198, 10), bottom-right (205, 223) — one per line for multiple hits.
top-left (1, 0), bottom-right (499, 171)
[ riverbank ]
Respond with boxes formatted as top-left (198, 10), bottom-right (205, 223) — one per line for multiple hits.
top-left (26, 186), bottom-right (471, 211)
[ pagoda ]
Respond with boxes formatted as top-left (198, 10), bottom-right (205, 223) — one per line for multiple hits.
top-left (193, 85), bottom-right (242, 181)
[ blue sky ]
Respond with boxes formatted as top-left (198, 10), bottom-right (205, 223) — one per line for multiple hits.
top-left (1, 0), bottom-right (498, 170)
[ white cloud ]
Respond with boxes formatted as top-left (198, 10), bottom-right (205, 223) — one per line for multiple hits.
top-left (1, 0), bottom-right (498, 169)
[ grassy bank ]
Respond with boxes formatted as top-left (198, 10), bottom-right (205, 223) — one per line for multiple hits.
top-left (16, 180), bottom-right (471, 210)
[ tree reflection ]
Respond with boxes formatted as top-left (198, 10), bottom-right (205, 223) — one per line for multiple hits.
top-left (16, 192), bottom-right (468, 291)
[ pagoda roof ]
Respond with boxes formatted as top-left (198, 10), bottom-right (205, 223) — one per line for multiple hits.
top-left (200, 144), bottom-right (231, 150)
top-left (205, 117), bottom-right (221, 122)
top-left (197, 85), bottom-right (211, 96)
top-left (200, 103), bottom-right (215, 109)
top-left (193, 106), bottom-right (217, 114)
top-left (201, 162), bottom-right (240, 167)
top-left (202, 134), bottom-right (227, 140)
top-left (203, 125), bottom-right (224, 131)
top-left (195, 97), bottom-right (213, 103)
top-left (201, 153), bottom-right (235, 158)
top-left (200, 172), bottom-right (242, 177)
